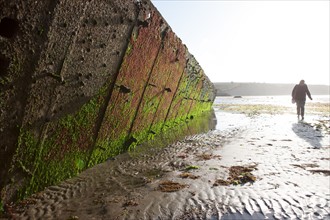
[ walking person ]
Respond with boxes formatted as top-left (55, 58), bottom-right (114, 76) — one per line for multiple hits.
top-left (292, 80), bottom-right (313, 120)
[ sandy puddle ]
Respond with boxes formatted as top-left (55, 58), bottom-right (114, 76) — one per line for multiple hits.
top-left (6, 113), bottom-right (330, 220)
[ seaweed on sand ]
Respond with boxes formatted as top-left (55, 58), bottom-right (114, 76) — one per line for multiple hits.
top-left (179, 172), bottom-right (199, 179)
top-left (158, 181), bottom-right (188, 192)
top-left (214, 164), bottom-right (258, 186)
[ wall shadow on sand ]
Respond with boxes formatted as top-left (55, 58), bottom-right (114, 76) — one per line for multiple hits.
top-left (292, 122), bottom-right (323, 148)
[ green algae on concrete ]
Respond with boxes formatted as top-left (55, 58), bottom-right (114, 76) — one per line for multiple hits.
top-left (9, 86), bottom-right (107, 201)
top-left (128, 109), bottom-right (216, 158)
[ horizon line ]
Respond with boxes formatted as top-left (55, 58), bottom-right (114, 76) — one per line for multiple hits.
top-left (212, 82), bottom-right (330, 86)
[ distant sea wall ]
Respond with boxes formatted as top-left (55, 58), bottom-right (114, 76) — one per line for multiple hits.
top-left (0, 0), bottom-right (215, 204)
top-left (214, 82), bottom-right (330, 96)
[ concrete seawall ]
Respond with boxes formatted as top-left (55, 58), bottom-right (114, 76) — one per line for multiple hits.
top-left (0, 0), bottom-right (215, 204)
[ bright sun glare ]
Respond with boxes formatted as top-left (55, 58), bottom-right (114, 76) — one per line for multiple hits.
top-left (152, 0), bottom-right (330, 85)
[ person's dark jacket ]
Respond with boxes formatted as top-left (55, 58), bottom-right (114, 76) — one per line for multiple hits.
top-left (292, 83), bottom-right (312, 101)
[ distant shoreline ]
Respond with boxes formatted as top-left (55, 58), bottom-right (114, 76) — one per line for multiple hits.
top-left (213, 82), bottom-right (330, 96)
top-left (213, 82), bottom-right (330, 86)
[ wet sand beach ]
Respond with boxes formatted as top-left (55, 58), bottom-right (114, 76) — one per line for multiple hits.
top-left (5, 97), bottom-right (330, 220)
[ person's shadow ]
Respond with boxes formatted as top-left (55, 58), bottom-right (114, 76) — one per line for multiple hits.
top-left (292, 121), bottom-right (323, 148)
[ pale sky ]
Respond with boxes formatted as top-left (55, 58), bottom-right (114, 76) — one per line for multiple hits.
top-left (151, 0), bottom-right (330, 85)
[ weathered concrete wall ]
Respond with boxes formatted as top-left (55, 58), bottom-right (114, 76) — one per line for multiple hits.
top-left (0, 0), bottom-right (215, 204)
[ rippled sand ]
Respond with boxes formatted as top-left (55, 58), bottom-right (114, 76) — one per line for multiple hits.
top-left (7, 113), bottom-right (330, 220)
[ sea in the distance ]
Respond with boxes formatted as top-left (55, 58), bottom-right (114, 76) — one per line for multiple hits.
top-left (214, 95), bottom-right (330, 107)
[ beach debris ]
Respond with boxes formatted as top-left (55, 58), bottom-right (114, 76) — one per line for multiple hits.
top-left (158, 181), bottom-right (188, 192)
top-left (169, 161), bottom-right (188, 170)
top-left (213, 179), bottom-right (230, 186)
top-left (179, 172), bottom-right (199, 179)
top-left (213, 164), bottom-right (257, 186)
top-left (314, 119), bottom-right (330, 134)
top-left (185, 165), bottom-right (199, 171)
top-left (228, 165), bottom-right (257, 184)
top-left (196, 153), bottom-right (221, 161)
top-left (197, 153), bottom-right (212, 160)
top-left (122, 199), bottom-right (139, 207)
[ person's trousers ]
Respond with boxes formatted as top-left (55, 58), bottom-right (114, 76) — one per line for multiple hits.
top-left (296, 100), bottom-right (305, 117)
